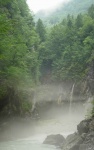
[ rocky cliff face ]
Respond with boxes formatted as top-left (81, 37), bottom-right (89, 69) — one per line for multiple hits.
top-left (43, 117), bottom-right (94, 150)
top-left (61, 117), bottom-right (94, 150)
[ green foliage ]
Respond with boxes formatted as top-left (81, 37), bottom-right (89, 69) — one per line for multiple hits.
top-left (1, 0), bottom-right (94, 116)
top-left (75, 14), bottom-right (83, 28)
top-left (88, 4), bottom-right (94, 19)
top-left (0, 0), bottom-right (40, 115)
top-left (22, 101), bottom-right (32, 113)
top-left (40, 5), bottom-right (94, 82)
top-left (36, 18), bottom-right (46, 42)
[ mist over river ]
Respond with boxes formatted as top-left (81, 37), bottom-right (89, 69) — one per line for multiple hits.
top-left (0, 101), bottom-right (86, 150)
top-left (0, 0), bottom-right (94, 149)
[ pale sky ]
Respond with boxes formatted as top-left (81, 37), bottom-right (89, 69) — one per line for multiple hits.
top-left (26, 0), bottom-right (70, 13)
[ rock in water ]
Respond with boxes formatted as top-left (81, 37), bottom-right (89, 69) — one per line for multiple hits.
top-left (62, 133), bottom-right (83, 150)
top-left (43, 134), bottom-right (65, 147)
top-left (77, 119), bottom-right (90, 134)
top-left (61, 118), bottom-right (94, 150)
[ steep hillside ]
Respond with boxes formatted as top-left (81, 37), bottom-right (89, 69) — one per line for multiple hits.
top-left (35, 0), bottom-right (94, 26)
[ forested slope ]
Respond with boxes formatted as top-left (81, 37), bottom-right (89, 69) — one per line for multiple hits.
top-left (0, 0), bottom-right (94, 117)
top-left (38, 5), bottom-right (94, 117)
top-left (35, 0), bottom-right (94, 26)
top-left (40, 5), bottom-right (94, 82)
top-left (0, 0), bottom-right (41, 115)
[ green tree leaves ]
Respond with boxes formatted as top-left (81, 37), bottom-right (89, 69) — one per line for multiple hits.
top-left (1, 1), bottom-right (94, 115)
top-left (0, 0), bottom-right (40, 114)
top-left (36, 19), bottom-right (46, 42)
top-left (41, 5), bottom-right (94, 82)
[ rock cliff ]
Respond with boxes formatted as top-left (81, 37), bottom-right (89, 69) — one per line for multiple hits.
top-left (62, 117), bottom-right (94, 150)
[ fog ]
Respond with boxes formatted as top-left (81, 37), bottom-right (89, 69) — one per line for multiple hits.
top-left (26, 0), bottom-right (71, 13)
top-left (0, 103), bottom-right (85, 141)
top-left (0, 83), bottom-right (93, 150)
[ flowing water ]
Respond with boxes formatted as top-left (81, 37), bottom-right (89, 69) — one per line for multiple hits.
top-left (0, 140), bottom-right (57, 150)
top-left (0, 101), bottom-right (85, 150)
top-left (69, 83), bottom-right (75, 115)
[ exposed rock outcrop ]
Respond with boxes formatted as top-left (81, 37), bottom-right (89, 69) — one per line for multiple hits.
top-left (62, 117), bottom-right (94, 150)
top-left (43, 134), bottom-right (65, 147)
top-left (62, 133), bottom-right (83, 150)
top-left (77, 119), bottom-right (91, 134)
top-left (43, 117), bottom-right (94, 150)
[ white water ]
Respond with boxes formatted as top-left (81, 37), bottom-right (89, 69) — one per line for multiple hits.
top-left (0, 140), bottom-right (56, 150)
top-left (69, 83), bottom-right (75, 115)
top-left (0, 140), bottom-right (57, 150)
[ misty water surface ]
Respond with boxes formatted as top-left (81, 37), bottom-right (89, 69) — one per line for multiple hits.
top-left (0, 100), bottom-right (86, 150)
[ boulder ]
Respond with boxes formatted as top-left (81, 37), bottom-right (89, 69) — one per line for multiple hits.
top-left (77, 119), bottom-right (90, 134)
top-left (89, 118), bottom-right (94, 131)
top-left (62, 133), bottom-right (83, 150)
top-left (60, 118), bottom-right (94, 150)
top-left (43, 134), bottom-right (65, 147)
top-left (83, 131), bottom-right (94, 145)
top-left (79, 144), bottom-right (94, 150)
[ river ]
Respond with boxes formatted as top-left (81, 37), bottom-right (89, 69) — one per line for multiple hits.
top-left (0, 102), bottom-right (85, 150)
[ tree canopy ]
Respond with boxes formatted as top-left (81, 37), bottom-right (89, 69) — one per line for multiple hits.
top-left (0, 1), bottom-right (94, 116)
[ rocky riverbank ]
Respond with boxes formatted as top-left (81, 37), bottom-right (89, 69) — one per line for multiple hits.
top-left (62, 117), bottom-right (94, 150)
top-left (43, 117), bottom-right (94, 150)
top-left (0, 101), bottom-right (85, 142)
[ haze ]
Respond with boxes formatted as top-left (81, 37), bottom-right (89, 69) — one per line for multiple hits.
top-left (26, 0), bottom-right (71, 13)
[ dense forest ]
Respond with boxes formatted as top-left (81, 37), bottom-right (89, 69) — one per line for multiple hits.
top-left (0, 0), bottom-right (40, 115)
top-left (0, 0), bottom-right (94, 117)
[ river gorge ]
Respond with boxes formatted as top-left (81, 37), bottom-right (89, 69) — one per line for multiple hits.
top-left (0, 83), bottom-right (93, 150)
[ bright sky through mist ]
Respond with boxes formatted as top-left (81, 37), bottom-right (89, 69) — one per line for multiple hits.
top-left (26, 0), bottom-right (70, 13)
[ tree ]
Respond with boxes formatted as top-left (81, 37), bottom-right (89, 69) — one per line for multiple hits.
top-left (88, 4), bottom-right (94, 19)
top-left (0, 0), bottom-right (40, 115)
top-left (36, 18), bottom-right (46, 42)
top-left (75, 14), bottom-right (83, 29)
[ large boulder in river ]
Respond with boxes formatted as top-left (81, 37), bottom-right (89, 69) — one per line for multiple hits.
top-left (62, 133), bottom-right (83, 150)
top-left (89, 118), bottom-right (94, 131)
top-left (77, 119), bottom-right (90, 134)
top-left (62, 118), bottom-right (94, 150)
top-left (43, 134), bottom-right (65, 147)
top-left (80, 131), bottom-right (94, 150)
top-left (79, 144), bottom-right (94, 150)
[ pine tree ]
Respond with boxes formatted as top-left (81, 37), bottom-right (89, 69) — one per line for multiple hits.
top-left (36, 19), bottom-right (46, 42)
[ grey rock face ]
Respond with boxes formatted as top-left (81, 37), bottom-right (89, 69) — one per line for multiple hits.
top-left (77, 120), bottom-right (90, 134)
top-left (43, 118), bottom-right (94, 150)
top-left (79, 144), bottom-right (94, 150)
top-left (43, 134), bottom-right (65, 147)
top-left (62, 133), bottom-right (83, 150)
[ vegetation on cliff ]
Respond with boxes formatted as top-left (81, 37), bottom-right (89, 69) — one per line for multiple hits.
top-left (0, 0), bottom-right (40, 115)
top-left (0, 0), bottom-right (94, 116)
top-left (40, 5), bottom-right (94, 82)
